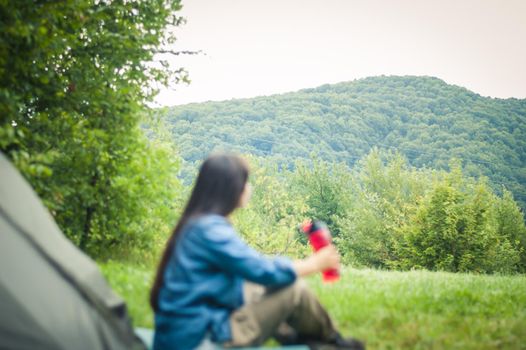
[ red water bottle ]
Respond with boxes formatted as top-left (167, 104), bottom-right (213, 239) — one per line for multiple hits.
top-left (301, 220), bottom-right (340, 282)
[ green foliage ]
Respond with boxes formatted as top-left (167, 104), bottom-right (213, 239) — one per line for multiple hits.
top-left (291, 158), bottom-right (353, 240)
top-left (99, 260), bottom-right (154, 328)
top-left (397, 166), bottom-right (523, 273)
top-left (92, 122), bottom-right (183, 260)
top-left (231, 156), bottom-right (309, 258)
top-left (494, 189), bottom-right (526, 270)
top-left (0, 0), bottom-right (186, 256)
top-left (336, 149), bottom-right (429, 268)
top-left (161, 76), bottom-right (526, 211)
top-left (216, 149), bottom-right (526, 273)
top-left (232, 149), bottom-right (526, 273)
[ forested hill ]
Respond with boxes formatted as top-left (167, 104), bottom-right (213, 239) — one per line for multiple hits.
top-left (161, 75), bottom-right (526, 209)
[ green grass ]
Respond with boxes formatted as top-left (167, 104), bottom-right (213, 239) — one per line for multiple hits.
top-left (99, 262), bottom-right (526, 349)
top-left (99, 261), bottom-right (155, 328)
top-left (310, 268), bottom-right (526, 349)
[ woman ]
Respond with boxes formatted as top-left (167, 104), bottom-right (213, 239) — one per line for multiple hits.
top-left (150, 154), bottom-right (364, 350)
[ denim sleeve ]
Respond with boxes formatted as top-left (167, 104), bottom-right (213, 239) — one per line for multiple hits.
top-left (188, 218), bottom-right (297, 287)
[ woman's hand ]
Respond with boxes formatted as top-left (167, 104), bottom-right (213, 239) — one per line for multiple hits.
top-left (293, 245), bottom-right (340, 277)
top-left (311, 245), bottom-right (340, 271)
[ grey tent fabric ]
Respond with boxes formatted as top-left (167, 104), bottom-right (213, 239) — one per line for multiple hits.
top-left (0, 152), bottom-right (146, 350)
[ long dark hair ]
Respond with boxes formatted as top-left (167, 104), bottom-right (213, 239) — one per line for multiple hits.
top-left (150, 153), bottom-right (249, 311)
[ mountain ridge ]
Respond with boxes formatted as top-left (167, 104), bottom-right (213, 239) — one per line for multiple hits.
top-left (171, 75), bottom-right (525, 108)
top-left (160, 75), bottom-right (526, 208)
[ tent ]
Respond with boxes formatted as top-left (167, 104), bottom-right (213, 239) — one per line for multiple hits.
top-left (0, 152), bottom-right (146, 350)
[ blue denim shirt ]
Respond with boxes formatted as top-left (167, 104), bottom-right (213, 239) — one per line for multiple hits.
top-left (153, 214), bottom-right (297, 350)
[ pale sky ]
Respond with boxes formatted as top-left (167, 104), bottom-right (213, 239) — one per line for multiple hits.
top-left (154, 0), bottom-right (526, 107)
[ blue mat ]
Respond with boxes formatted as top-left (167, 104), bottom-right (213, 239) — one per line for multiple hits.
top-left (135, 328), bottom-right (154, 349)
top-left (134, 328), bottom-right (309, 350)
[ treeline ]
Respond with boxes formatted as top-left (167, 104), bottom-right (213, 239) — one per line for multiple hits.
top-left (161, 76), bottom-right (526, 211)
top-left (236, 150), bottom-right (526, 274)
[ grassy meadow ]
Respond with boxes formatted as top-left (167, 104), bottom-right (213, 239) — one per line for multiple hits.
top-left (99, 261), bottom-right (526, 349)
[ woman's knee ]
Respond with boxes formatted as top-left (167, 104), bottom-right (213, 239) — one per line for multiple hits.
top-left (292, 279), bottom-right (308, 293)
top-left (284, 279), bottom-right (309, 305)
top-left (264, 279), bottom-right (310, 308)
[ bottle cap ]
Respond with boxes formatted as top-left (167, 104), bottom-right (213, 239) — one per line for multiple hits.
top-left (300, 220), bottom-right (313, 233)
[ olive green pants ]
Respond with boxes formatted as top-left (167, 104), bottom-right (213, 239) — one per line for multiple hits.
top-left (224, 280), bottom-right (338, 347)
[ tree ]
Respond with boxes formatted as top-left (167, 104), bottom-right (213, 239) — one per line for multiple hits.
top-left (0, 0), bottom-right (188, 255)
top-left (231, 155), bottom-right (308, 257)
top-left (494, 189), bottom-right (526, 271)
top-left (336, 149), bottom-right (427, 267)
top-left (398, 166), bottom-right (522, 273)
top-left (291, 157), bottom-right (353, 240)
